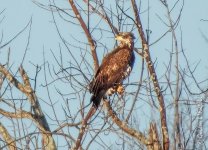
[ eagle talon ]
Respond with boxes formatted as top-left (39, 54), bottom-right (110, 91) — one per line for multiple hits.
top-left (117, 85), bottom-right (125, 95)
top-left (106, 85), bottom-right (125, 96)
top-left (107, 87), bottom-right (116, 96)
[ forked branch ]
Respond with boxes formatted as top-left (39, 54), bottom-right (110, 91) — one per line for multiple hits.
top-left (0, 65), bottom-right (56, 150)
top-left (103, 100), bottom-right (149, 146)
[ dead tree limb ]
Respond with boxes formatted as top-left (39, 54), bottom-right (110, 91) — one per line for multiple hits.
top-left (0, 65), bottom-right (56, 150)
top-left (104, 99), bottom-right (149, 146)
top-left (68, 0), bottom-right (99, 72)
top-left (131, 0), bottom-right (169, 149)
top-left (0, 122), bottom-right (17, 150)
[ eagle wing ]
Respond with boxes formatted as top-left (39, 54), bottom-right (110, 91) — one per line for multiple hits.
top-left (89, 46), bottom-right (135, 107)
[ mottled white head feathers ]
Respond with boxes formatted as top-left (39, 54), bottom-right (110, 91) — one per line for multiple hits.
top-left (115, 32), bottom-right (135, 48)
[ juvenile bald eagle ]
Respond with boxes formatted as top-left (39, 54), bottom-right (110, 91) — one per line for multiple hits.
top-left (89, 32), bottom-right (135, 108)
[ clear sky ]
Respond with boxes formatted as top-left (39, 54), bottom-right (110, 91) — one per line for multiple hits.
top-left (0, 0), bottom-right (208, 149)
top-left (1, 0), bottom-right (207, 79)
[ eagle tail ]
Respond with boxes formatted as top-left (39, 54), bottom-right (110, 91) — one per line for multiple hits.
top-left (90, 90), bottom-right (106, 108)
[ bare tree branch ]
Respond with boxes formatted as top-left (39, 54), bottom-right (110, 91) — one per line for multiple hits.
top-left (131, 0), bottom-right (169, 149)
top-left (0, 122), bottom-right (17, 150)
top-left (104, 99), bottom-right (149, 146)
top-left (0, 65), bottom-right (56, 150)
top-left (68, 0), bottom-right (99, 72)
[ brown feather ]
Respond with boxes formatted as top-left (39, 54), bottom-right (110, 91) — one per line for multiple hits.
top-left (89, 32), bottom-right (135, 107)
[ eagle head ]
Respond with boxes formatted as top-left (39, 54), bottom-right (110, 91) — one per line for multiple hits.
top-left (115, 32), bottom-right (135, 48)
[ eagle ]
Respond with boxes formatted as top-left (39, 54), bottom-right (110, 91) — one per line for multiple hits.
top-left (89, 32), bottom-right (135, 108)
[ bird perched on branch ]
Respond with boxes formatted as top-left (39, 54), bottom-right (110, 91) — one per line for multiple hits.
top-left (89, 32), bottom-right (135, 108)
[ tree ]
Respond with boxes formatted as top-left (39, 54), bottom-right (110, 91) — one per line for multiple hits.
top-left (0, 0), bottom-right (207, 149)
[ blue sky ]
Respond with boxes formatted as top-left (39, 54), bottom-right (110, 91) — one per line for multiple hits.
top-left (0, 0), bottom-right (207, 72)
